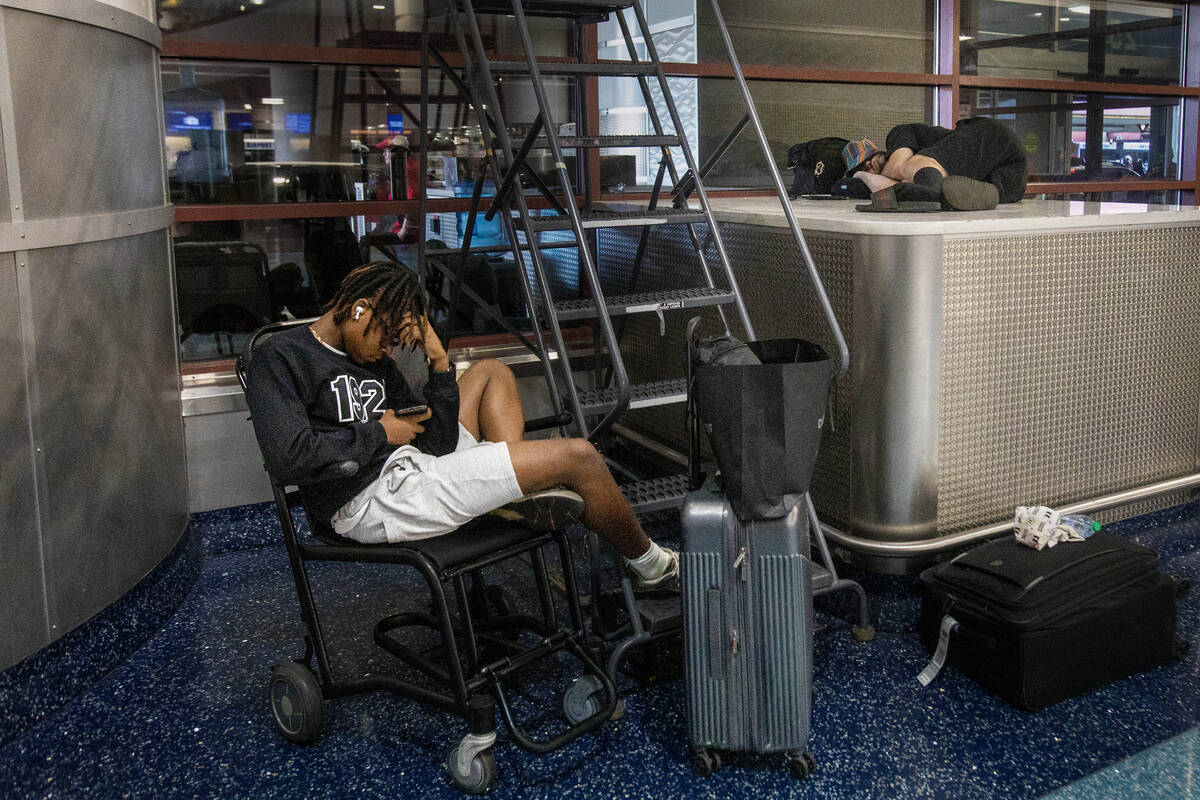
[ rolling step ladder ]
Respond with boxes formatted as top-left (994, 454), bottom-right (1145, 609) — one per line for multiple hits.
top-left (419, 0), bottom-right (866, 663)
top-left (420, 0), bottom-right (756, 518)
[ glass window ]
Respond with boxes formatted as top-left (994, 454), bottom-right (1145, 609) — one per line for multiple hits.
top-left (962, 87), bottom-right (1181, 186)
top-left (597, 0), bottom-right (697, 64)
top-left (699, 80), bottom-right (934, 188)
top-left (960, 0), bottom-right (1184, 84)
top-left (172, 213), bottom-right (546, 363)
top-left (162, 60), bottom-right (576, 205)
top-left (698, 0), bottom-right (935, 72)
top-left (158, 0), bottom-right (572, 57)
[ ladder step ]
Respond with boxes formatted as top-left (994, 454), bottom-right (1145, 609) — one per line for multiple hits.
top-left (577, 378), bottom-right (687, 415)
top-left (553, 287), bottom-right (735, 322)
top-left (488, 61), bottom-right (658, 77)
top-left (620, 473), bottom-right (690, 515)
top-left (528, 208), bottom-right (706, 232)
top-left (533, 135), bottom-right (679, 149)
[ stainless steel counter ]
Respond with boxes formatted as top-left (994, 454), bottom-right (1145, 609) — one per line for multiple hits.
top-left (604, 199), bottom-right (1200, 572)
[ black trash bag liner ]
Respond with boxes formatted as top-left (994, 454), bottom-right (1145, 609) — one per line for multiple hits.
top-left (693, 338), bottom-right (835, 521)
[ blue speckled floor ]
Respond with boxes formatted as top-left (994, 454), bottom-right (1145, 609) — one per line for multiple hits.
top-left (2, 499), bottom-right (1198, 799)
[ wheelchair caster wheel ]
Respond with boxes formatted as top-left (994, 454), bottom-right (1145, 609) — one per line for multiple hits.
top-left (692, 748), bottom-right (721, 776)
top-left (268, 661), bottom-right (324, 744)
top-left (852, 624), bottom-right (876, 642)
top-left (563, 675), bottom-right (623, 724)
top-left (446, 743), bottom-right (496, 794)
top-left (786, 750), bottom-right (816, 780)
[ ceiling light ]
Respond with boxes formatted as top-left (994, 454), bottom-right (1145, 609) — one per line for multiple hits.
top-left (959, 35), bottom-right (974, 41)
top-left (250, 0), bottom-right (264, 5)
top-left (1060, 17), bottom-right (1071, 22)
top-left (1032, 12), bottom-right (1042, 17)
top-left (1068, 5), bottom-right (1090, 13)
top-left (373, 4), bottom-right (386, 9)
top-left (262, 97), bottom-right (284, 105)
top-left (244, 103), bottom-right (253, 110)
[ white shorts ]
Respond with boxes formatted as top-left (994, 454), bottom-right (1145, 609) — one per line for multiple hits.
top-left (330, 423), bottom-right (524, 544)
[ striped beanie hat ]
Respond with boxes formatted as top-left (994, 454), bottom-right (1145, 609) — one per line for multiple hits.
top-left (842, 138), bottom-right (882, 175)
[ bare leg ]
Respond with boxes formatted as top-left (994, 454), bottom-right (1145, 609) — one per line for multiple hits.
top-left (457, 358), bottom-right (524, 444)
top-left (506, 438), bottom-right (650, 559)
top-left (898, 154), bottom-right (946, 181)
top-left (857, 172), bottom-right (899, 193)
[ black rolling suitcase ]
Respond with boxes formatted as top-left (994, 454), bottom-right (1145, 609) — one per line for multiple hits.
top-left (917, 531), bottom-right (1186, 710)
top-left (681, 490), bottom-right (815, 777)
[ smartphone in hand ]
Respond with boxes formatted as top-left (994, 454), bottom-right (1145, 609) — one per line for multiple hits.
top-left (394, 404), bottom-right (429, 416)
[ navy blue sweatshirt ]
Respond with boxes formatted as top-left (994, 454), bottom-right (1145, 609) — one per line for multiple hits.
top-left (245, 325), bottom-right (460, 525)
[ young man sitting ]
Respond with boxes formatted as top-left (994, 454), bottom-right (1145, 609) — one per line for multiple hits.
top-left (245, 260), bottom-right (678, 593)
top-left (843, 116), bottom-right (1029, 211)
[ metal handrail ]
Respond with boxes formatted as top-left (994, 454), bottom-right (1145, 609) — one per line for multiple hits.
top-left (699, 0), bottom-right (849, 375)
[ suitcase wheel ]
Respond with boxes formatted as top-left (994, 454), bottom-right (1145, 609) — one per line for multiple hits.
top-left (691, 748), bottom-right (722, 776)
top-left (786, 750), bottom-right (816, 780)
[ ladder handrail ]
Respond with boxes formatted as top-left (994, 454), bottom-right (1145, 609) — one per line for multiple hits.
top-left (628, 0), bottom-right (756, 342)
top-left (699, 0), bottom-right (849, 376)
top-left (504, 0), bottom-right (635, 440)
top-left (613, 9), bottom-right (733, 339)
top-left (442, 0), bottom-right (575, 435)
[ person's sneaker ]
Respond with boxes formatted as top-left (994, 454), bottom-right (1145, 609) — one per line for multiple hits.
top-left (489, 488), bottom-right (584, 532)
top-left (628, 546), bottom-right (680, 595)
top-left (941, 175), bottom-right (999, 211)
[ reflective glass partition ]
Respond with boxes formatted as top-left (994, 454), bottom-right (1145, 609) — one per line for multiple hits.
top-left (699, 81), bottom-right (934, 188)
top-left (158, 0), bottom-right (572, 56)
top-left (697, 0), bottom-right (935, 72)
top-left (961, 86), bottom-right (1181, 186)
top-left (162, 0), bottom-right (1198, 371)
top-left (162, 60), bottom-right (577, 205)
top-left (173, 212), bottom-right (543, 364)
top-left (960, 0), bottom-right (1184, 84)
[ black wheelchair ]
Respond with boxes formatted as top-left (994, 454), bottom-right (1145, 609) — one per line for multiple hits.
top-left (237, 319), bottom-right (617, 793)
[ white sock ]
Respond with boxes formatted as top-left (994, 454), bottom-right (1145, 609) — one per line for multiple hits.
top-left (626, 541), bottom-right (669, 579)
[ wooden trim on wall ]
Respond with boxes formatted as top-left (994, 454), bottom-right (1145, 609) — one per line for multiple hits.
top-left (162, 41), bottom-right (1198, 102)
top-left (960, 74), bottom-right (1200, 97)
top-left (583, 23), bottom-right (602, 205)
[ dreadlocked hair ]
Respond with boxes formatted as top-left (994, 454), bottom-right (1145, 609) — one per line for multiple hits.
top-left (327, 261), bottom-right (427, 348)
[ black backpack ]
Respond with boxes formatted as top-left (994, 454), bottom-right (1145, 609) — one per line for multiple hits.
top-left (786, 136), bottom-right (849, 197)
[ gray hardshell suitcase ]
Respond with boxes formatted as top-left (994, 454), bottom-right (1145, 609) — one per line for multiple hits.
top-left (681, 488), bottom-right (816, 778)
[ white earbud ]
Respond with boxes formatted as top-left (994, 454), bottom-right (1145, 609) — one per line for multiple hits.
top-left (354, 306), bottom-right (365, 320)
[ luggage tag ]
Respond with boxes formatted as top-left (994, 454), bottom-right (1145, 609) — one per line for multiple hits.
top-left (917, 614), bottom-right (959, 686)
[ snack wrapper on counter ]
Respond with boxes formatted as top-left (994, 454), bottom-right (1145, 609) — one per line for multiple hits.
top-left (1013, 505), bottom-right (1087, 550)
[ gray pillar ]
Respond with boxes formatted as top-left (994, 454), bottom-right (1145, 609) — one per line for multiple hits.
top-left (0, 0), bottom-right (186, 670)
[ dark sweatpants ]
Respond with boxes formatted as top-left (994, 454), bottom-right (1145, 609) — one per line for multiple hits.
top-left (887, 118), bottom-right (1029, 203)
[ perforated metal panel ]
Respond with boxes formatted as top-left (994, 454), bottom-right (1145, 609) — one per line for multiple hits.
top-left (938, 228), bottom-right (1200, 533)
top-left (598, 223), bottom-right (856, 525)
